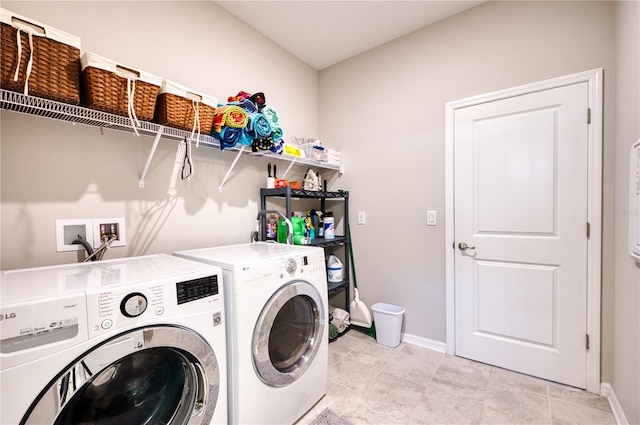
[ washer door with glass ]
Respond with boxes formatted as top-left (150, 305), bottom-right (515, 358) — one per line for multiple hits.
top-left (21, 325), bottom-right (220, 425)
top-left (253, 280), bottom-right (326, 387)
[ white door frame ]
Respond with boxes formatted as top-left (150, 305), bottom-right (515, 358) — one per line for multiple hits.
top-left (445, 68), bottom-right (603, 394)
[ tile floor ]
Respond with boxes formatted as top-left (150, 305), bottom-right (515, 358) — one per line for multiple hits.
top-left (297, 330), bottom-right (617, 425)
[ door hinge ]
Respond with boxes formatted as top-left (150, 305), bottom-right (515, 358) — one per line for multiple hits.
top-left (587, 108), bottom-right (591, 124)
top-left (586, 334), bottom-right (590, 350)
top-left (586, 222), bottom-right (590, 239)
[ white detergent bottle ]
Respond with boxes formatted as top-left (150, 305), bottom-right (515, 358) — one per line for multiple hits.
top-left (327, 255), bottom-right (343, 282)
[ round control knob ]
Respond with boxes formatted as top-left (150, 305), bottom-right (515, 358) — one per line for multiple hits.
top-left (120, 292), bottom-right (148, 318)
top-left (286, 258), bottom-right (297, 274)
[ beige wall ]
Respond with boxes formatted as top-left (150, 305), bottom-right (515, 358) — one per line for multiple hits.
top-left (613, 1), bottom-right (640, 423)
top-left (320, 0), bottom-right (615, 346)
top-left (320, 0), bottom-right (638, 418)
top-left (2, 0), bottom-right (638, 419)
top-left (1, 1), bottom-right (321, 269)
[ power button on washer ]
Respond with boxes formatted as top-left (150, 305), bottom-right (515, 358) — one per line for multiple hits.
top-left (101, 319), bottom-right (113, 329)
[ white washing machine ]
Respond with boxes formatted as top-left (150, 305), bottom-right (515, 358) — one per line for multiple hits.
top-left (0, 254), bottom-right (227, 425)
top-left (174, 242), bottom-right (328, 425)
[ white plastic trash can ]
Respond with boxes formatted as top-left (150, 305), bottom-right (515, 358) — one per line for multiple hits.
top-left (371, 303), bottom-right (405, 347)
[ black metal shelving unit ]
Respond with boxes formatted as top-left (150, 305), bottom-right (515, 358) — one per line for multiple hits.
top-left (259, 186), bottom-right (350, 310)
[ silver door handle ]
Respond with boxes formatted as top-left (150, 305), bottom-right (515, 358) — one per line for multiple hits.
top-left (458, 242), bottom-right (476, 251)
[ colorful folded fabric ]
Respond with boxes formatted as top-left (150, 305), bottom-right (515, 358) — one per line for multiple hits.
top-left (247, 113), bottom-right (272, 139)
top-left (271, 139), bottom-right (284, 154)
top-left (233, 98), bottom-right (258, 113)
top-left (238, 129), bottom-right (254, 146)
top-left (212, 127), bottom-right (254, 150)
top-left (212, 106), bottom-right (228, 134)
top-left (262, 105), bottom-right (280, 128)
top-left (215, 91), bottom-right (283, 151)
top-left (227, 91), bottom-right (265, 110)
top-left (228, 90), bottom-right (251, 103)
top-left (271, 126), bottom-right (283, 141)
top-left (252, 136), bottom-right (274, 152)
top-left (212, 105), bottom-right (249, 134)
top-left (213, 126), bottom-right (241, 149)
top-left (250, 92), bottom-right (266, 111)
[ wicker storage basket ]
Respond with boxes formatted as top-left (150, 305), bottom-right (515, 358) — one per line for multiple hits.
top-left (154, 80), bottom-right (218, 133)
top-left (0, 8), bottom-right (81, 104)
top-left (80, 52), bottom-right (162, 122)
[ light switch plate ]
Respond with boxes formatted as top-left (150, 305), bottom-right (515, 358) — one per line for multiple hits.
top-left (427, 210), bottom-right (437, 226)
top-left (357, 211), bottom-right (366, 225)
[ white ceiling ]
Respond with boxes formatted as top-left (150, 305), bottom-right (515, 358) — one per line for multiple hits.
top-left (214, 1), bottom-right (485, 70)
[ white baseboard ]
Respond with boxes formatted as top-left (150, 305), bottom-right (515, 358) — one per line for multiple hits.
top-left (601, 382), bottom-right (629, 425)
top-left (401, 332), bottom-right (447, 353)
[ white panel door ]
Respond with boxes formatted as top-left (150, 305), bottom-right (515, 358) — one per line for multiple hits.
top-left (454, 82), bottom-right (589, 388)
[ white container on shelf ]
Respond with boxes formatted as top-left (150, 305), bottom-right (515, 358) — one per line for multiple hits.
top-left (327, 255), bottom-right (342, 282)
top-left (324, 148), bottom-right (341, 166)
top-left (323, 215), bottom-right (335, 239)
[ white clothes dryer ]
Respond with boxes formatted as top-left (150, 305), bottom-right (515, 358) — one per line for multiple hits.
top-left (0, 254), bottom-right (227, 425)
top-left (174, 242), bottom-right (328, 425)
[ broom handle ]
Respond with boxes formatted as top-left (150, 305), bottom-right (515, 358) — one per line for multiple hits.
top-left (348, 226), bottom-right (358, 289)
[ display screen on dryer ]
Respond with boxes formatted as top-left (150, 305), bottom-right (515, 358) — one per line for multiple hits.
top-left (176, 275), bottom-right (219, 304)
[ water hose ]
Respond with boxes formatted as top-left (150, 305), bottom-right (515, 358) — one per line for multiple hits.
top-left (72, 235), bottom-right (95, 261)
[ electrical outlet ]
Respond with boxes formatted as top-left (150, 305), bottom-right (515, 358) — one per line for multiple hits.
top-left (56, 219), bottom-right (94, 252)
top-left (93, 218), bottom-right (126, 248)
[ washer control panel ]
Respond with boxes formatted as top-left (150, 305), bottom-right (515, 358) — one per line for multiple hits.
top-left (283, 249), bottom-right (326, 277)
top-left (176, 275), bottom-right (219, 304)
top-left (86, 272), bottom-right (222, 338)
top-left (286, 258), bottom-right (297, 274)
top-left (120, 292), bottom-right (148, 318)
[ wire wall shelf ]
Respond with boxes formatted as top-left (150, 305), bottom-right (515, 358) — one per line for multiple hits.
top-left (1, 89), bottom-right (198, 141)
top-left (1, 89), bottom-right (342, 189)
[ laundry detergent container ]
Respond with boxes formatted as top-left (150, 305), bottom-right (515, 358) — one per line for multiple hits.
top-left (371, 303), bottom-right (405, 347)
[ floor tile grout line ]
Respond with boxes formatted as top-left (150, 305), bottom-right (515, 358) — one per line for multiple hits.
top-left (547, 381), bottom-right (555, 425)
top-left (476, 366), bottom-right (493, 425)
top-left (326, 339), bottom-right (614, 424)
